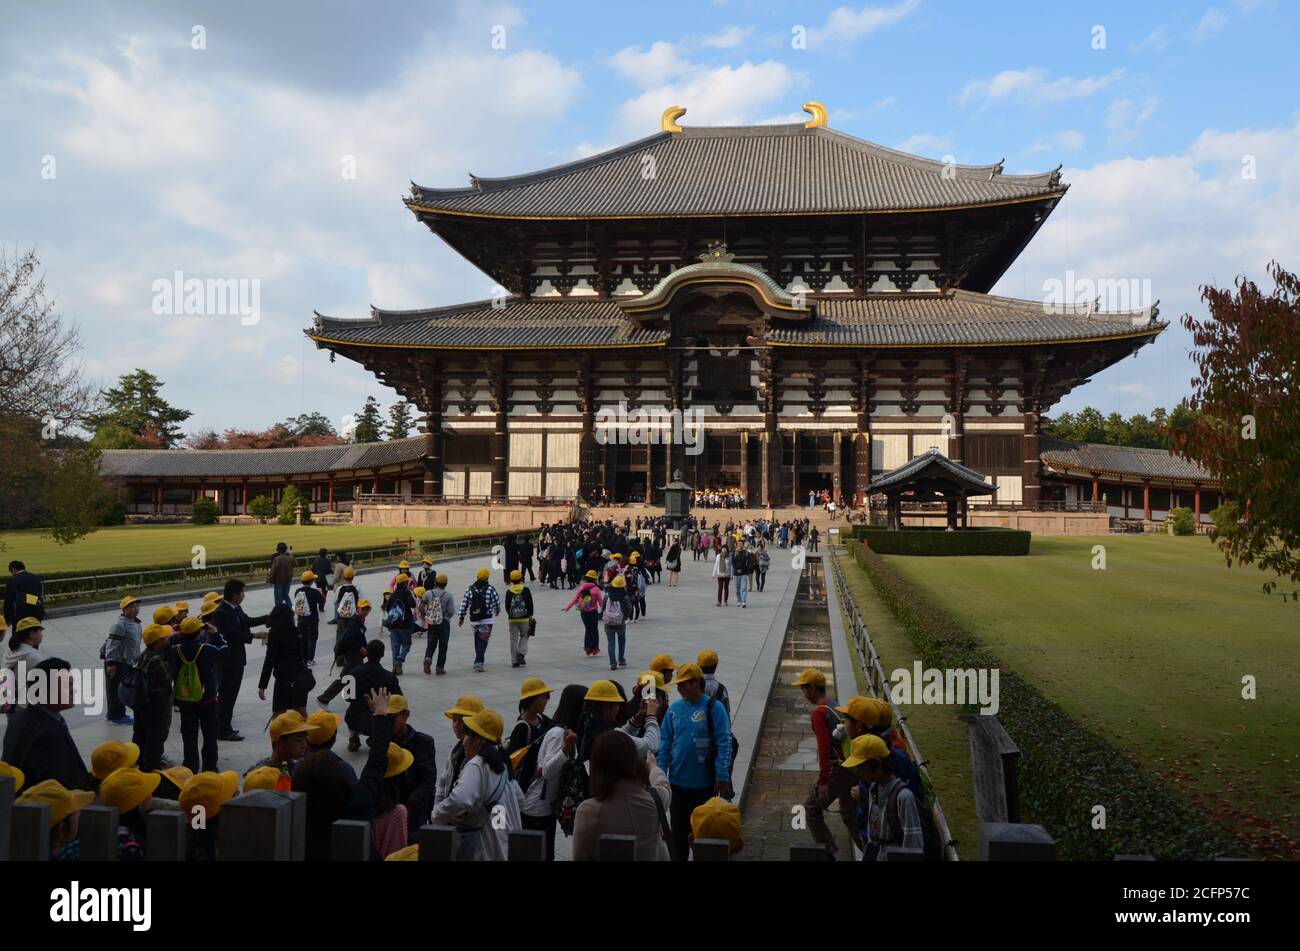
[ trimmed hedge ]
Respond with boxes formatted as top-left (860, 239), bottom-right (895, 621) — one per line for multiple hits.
top-left (846, 539), bottom-right (1228, 860)
top-left (851, 524), bottom-right (1031, 556)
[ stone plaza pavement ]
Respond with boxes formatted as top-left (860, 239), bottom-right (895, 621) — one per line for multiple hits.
top-left (3, 545), bottom-right (802, 859)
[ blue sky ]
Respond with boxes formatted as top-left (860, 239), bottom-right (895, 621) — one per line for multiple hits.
top-left (2, 0), bottom-right (1296, 434)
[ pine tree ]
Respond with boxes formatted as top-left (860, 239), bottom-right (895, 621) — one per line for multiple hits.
top-left (353, 396), bottom-right (383, 443)
top-left (85, 370), bottom-right (192, 448)
top-left (387, 401), bottom-right (414, 439)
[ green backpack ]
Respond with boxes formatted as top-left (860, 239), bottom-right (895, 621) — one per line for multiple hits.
top-left (174, 644), bottom-right (206, 703)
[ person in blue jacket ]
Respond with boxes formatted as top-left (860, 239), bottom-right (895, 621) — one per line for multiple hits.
top-left (657, 662), bottom-right (732, 862)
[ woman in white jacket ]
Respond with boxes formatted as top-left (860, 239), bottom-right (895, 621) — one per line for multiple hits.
top-left (432, 708), bottom-right (522, 860)
top-left (712, 544), bottom-right (733, 607)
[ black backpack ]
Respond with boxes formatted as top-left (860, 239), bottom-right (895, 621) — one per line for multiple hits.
top-left (468, 583), bottom-right (490, 622)
top-left (117, 658), bottom-right (149, 710)
top-left (704, 697), bottom-right (740, 800)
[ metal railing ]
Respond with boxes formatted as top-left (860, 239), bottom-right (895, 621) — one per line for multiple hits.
top-left (826, 542), bottom-right (961, 862)
top-left (356, 494), bottom-right (575, 506)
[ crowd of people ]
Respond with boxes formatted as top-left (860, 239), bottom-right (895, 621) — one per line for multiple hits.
top-left (691, 488), bottom-right (747, 509)
top-left (1, 515), bottom-right (927, 862)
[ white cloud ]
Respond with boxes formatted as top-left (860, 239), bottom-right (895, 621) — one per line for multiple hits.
top-left (1107, 96), bottom-right (1159, 145)
top-left (958, 67), bottom-right (1124, 109)
top-left (1135, 26), bottom-right (1175, 51)
top-left (700, 25), bottom-right (753, 49)
top-left (610, 41), bottom-right (690, 87)
top-left (1028, 129), bottom-right (1085, 153)
top-left (806, 0), bottom-right (920, 48)
top-left (1194, 8), bottom-right (1230, 39)
top-left (895, 132), bottom-right (952, 156)
top-left (995, 118), bottom-right (1300, 413)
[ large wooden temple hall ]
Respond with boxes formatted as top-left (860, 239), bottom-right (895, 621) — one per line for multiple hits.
top-left (303, 102), bottom-right (1167, 510)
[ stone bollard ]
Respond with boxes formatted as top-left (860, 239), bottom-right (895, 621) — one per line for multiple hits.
top-left (691, 838), bottom-right (731, 862)
top-left (218, 791), bottom-right (292, 860)
top-left (0, 774), bottom-right (14, 862)
top-left (77, 805), bottom-right (120, 861)
top-left (146, 810), bottom-right (187, 861)
top-left (331, 820), bottom-right (371, 861)
top-left (11, 803), bottom-right (50, 861)
top-left (418, 825), bottom-right (459, 861)
top-left (978, 822), bottom-right (1057, 861)
top-left (598, 834), bottom-right (637, 861)
top-left (508, 830), bottom-right (545, 862)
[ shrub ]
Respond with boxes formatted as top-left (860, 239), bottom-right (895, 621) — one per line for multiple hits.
top-left (248, 494), bottom-right (276, 524)
top-left (850, 524), bottom-right (1030, 556)
top-left (1166, 506), bottom-right (1196, 536)
top-left (191, 497), bottom-right (219, 525)
top-left (99, 500), bottom-right (128, 526)
top-left (277, 486), bottom-right (311, 525)
top-left (1209, 501), bottom-right (1240, 538)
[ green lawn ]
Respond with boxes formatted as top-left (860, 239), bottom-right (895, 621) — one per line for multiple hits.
top-left (0, 524), bottom-right (486, 574)
top-left (880, 534), bottom-right (1300, 858)
top-left (832, 548), bottom-right (979, 859)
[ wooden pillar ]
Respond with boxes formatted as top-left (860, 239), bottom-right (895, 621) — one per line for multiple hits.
top-left (1022, 410), bottom-right (1041, 510)
top-left (328, 479), bottom-right (335, 510)
top-left (422, 364), bottom-right (444, 499)
top-left (1143, 481), bottom-right (1151, 522)
top-left (832, 430), bottom-right (842, 501)
top-left (241, 481), bottom-right (249, 515)
top-left (739, 431), bottom-right (749, 504)
top-left (1194, 485), bottom-right (1202, 523)
top-left (1092, 474), bottom-right (1100, 505)
top-left (760, 349), bottom-right (782, 508)
top-left (948, 353), bottom-right (968, 464)
top-left (489, 356), bottom-right (509, 501)
top-left (154, 479), bottom-right (163, 514)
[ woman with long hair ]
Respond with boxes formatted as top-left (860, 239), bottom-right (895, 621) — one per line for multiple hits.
top-left (432, 708), bottom-right (523, 860)
top-left (665, 539), bottom-right (682, 587)
top-left (712, 543), bottom-right (733, 607)
top-left (571, 730), bottom-right (672, 861)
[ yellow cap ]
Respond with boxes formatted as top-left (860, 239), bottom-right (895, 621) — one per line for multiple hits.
top-left (421, 556), bottom-right (433, 565)
top-left (199, 600), bottom-right (220, 618)
top-left (385, 742), bottom-right (416, 778)
top-left (638, 670), bottom-right (667, 692)
top-left (793, 667), bottom-right (826, 688)
top-left (835, 695), bottom-right (877, 726)
top-left (15, 617), bottom-right (43, 634)
top-left (869, 697), bottom-right (893, 728)
top-left (385, 844), bottom-right (420, 861)
top-left (242, 766), bottom-right (281, 792)
top-left (306, 709), bottom-right (343, 745)
top-left (476, 568), bottom-right (490, 581)
top-left (585, 570), bottom-right (598, 580)
top-left (179, 616), bottom-right (204, 635)
top-left (584, 680), bottom-right (623, 704)
top-left (519, 677), bottom-right (552, 700)
top-left (414, 587), bottom-right (426, 598)
top-left (152, 604), bottom-right (177, 625)
top-left (611, 575), bottom-right (626, 589)
top-left (463, 709), bottom-right (504, 744)
top-left (0, 617), bottom-right (6, 631)
top-left (841, 733), bottom-right (891, 768)
top-left (119, 595), bottom-right (141, 611)
top-left (444, 695), bottom-right (485, 720)
top-left (142, 623), bottom-right (172, 648)
top-left (610, 553), bottom-right (622, 561)
top-left (155, 765), bottom-right (194, 791)
top-left (343, 567), bottom-right (356, 580)
top-left (671, 663), bottom-right (704, 684)
top-left (395, 573), bottom-right (410, 585)
top-left (386, 694), bottom-right (410, 715)
top-left (629, 552), bottom-right (640, 563)
top-left (173, 601), bottom-right (190, 612)
top-left (17, 779), bottom-right (95, 827)
top-left (697, 649), bottom-right (719, 668)
top-left (269, 710), bottom-right (312, 743)
top-left (357, 599), bottom-right (372, 610)
top-left (99, 767), bottom-right (161, 814)
top-left (398, 561), bottom-right (410, 570)
top-left (435, 574), bottom-right (448, 586)
top-left (510, 569), bottom-right (522, 582)
top-left (91, 740), bottom-right (140, 779)
top-left (179, 771), bottom-right (240, 819)
top-left (202, 591), bottom-right (222, 603)
top-left (649, 654), bottom-right (676, 672)
top-left (0, 761), bottom-right (26, 792)
top-left (690, 797), bottom-right (743, 850)
top-left (301, 570), bottom-right (316, 583)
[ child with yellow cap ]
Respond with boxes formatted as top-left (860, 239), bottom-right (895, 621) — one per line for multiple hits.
top-left (132, 622), bottom-right (177, 771)
top-left (102, 595), bottom-right (143, 725)
top-left (17, 779), bottom-right (95, 860)
top-left (421, 574), bottom-right (455, 675)
top-left (793, 667), bottom-right (856, 860)
top-left (504, 569), bottom-right (534, 668)
top-left (457, 568), bottom-right (500, 673)
top-left (179, 770), bottom-right (240, 861)
top-left (99, 766), bottom-right (161, 859)
top-left (431, 707), bottom-right (523, 860)
top-left (435, 694), bottom-right (483, 807)
top-left (690, 796), bottom-right (744, 857)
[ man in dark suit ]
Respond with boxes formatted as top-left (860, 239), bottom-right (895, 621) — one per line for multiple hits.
top-left (4, 560), bottom-right (44, 627)
top-left (212, 578), bottom-right (268, 741)
top-left (1, 658), bottom-right (89, 790)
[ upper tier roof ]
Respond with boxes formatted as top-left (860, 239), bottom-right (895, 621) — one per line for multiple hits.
top-left (406, 124), bottom-right (1065, 219)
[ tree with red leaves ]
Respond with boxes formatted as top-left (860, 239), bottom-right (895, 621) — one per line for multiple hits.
top-left (1174, 261), bottom-right (1299, 600)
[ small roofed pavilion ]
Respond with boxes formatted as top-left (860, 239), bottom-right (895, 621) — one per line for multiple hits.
top-left (869, 449), bottom-right (997, 530)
